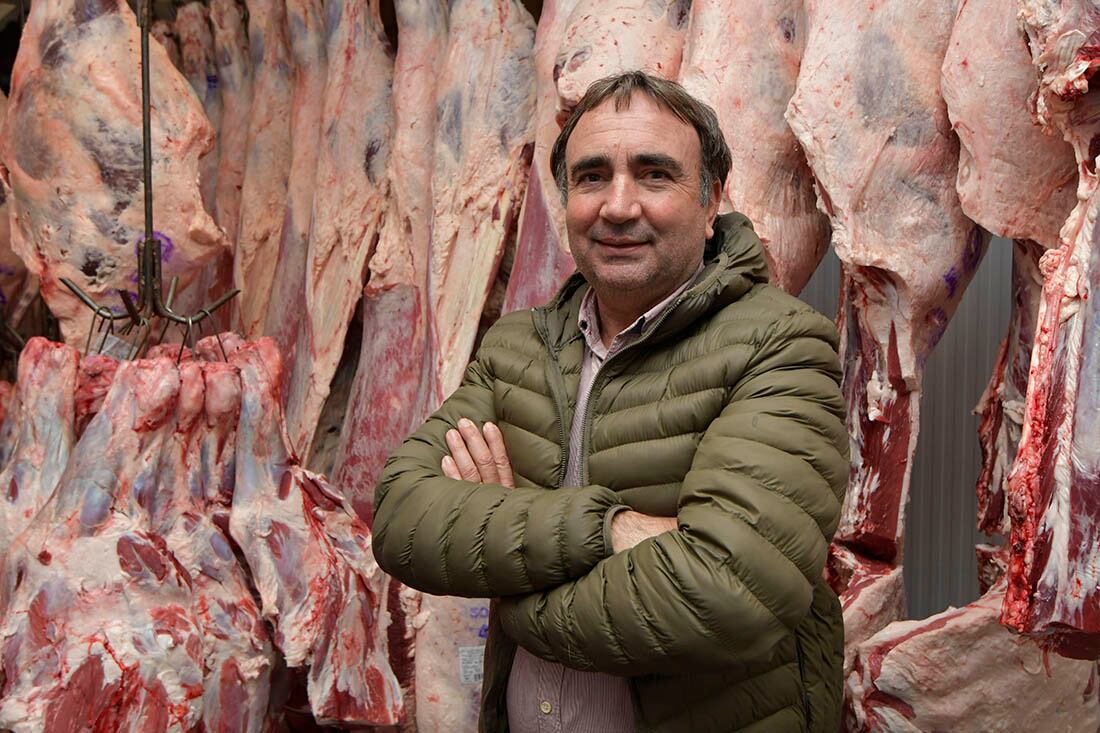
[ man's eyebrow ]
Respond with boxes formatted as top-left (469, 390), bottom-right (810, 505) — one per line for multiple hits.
top-left (633, 153), bottom-right (685, 176)
top-left (570, 155), bottom-right (611, 180)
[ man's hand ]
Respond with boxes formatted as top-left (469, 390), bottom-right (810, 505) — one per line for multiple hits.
top-left (610, 510), bottom-right (678, 553)
top-left (442, 418), bottom-right (515, 488)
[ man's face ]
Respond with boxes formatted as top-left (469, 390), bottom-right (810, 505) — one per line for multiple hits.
top-left (563, 93), bottom-right (722, 300)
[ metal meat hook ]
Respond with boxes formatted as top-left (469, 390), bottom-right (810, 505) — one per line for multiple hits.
top-left (61, 0), bottom-right (238, 360)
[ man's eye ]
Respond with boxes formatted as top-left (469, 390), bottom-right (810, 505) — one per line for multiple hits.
top-left (577, 173), bottom-right (603, 184)
top-left (644, 169), bottom-right (670, 180)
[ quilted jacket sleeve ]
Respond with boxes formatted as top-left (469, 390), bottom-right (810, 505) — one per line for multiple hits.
top-left (372, 344), bottom-right (623, 599)
top-left (496, 309), bottom-right (849, 675)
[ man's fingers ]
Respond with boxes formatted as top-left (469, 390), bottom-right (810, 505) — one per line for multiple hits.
top-left (446, 428), bottom-right (482, 482)
top-left (457, 418), bottom-right (500, 484)
top-left (441, 455), bottom-right (462, 480)
top-left (483, 423), bottom-right (515, 489)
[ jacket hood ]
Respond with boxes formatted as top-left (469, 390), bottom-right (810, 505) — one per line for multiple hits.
top-left (535, 212), bottom-right (771, 353)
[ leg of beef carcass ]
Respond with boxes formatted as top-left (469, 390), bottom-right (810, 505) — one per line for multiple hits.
top-left (940, 0), bottom-right (1077, 540)
top-left (1000, 6), bottom-right (1100, 657)
top-left (501, 0), bottom-right (580, 315)
top-left (845, 587), bottom-right (1100, 732)
top-left (1003, 156), bottom-right (1100, 658)
top-left (553, 0), bottom-right (689, 118)
top-left (263, 0), bottom-right (328, 372)
top-left (282, 0), bottom-right (394, 456)
top-left (786, 0), bottom-right (987, 566)
top-left (0, 339), bottom-right (79, 556)
top-left (234, 0), bottom-right (294, 338)
top-left (678, 0), bottom-right (829, 296)
top-left (148, 360), bottom-right (274, 733)
top-left (211, 0), bottom-right (253, 251)
top-left (0, 358), bottom-right (205, 731)
top-left (0, 0), bottom-right (226, 345)
top-left (331, 0), bottom-right (447, 715)
top-left (152, 19), bottom-right (182, 69)
top-left (334, 0), bottom-right (447, 526)
top-left (429, 0), bottom-right (535, 398)
top-left (826, 544), bottom-right (906, 677)
top-left (177, 2), bottom-right (223, 214)
top-left (231, 339), bottom-right (404, 724)
top-left (0, 91), bottom-right (29, 322)
top-left (972, 241), bottom-right (1045, 535)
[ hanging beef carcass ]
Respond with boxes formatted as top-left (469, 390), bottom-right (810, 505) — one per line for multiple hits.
top-left (282, 0), bottom-right (395, 456)
top-left (999, 1), bottom-right (1100, 658)
top-left (785, 0), bottom-right (988, 659)
top-left (0, 339), bottom-right (78, 560)
top-left (152, 19), bottom-right (182, 69)
top-left (504, 0), bottom-right (688, 316)
top-left (330, 0), bottom-right (447, 717)
top-left (501, 0), bottom-right (579, 316)
top-left (263, 0), bottom-right (328, 372)
top-left (679, 0), bottom-right (829, 295)
top-left (0, 91), bottom-right (29, 323)
top-left (146, 358), bottom-right (276, 732)
top-left (554, 0), bottom-right (690, 117)
top-left (0, 357), bottom-right (208, 731)
top-left (0, 0), bottom-right (227, 345)
top-left (429, 0), bottom-right (536, 399)
top-left (845, 585), bottom-right (1100, 731)
top-left (176, 1), bottom-right (223, 213)
top-left (230, 339), bottom-right (404, 724)
top-left (211, 0), bottom-right (253, 250)
top-left (234, 0), bottom-right (294, 338)
top-left (941, 0), bottom-right (1077, 537)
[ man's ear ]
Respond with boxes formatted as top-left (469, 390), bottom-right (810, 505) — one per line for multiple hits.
top-left (704, 178), bottom-right (723, 238)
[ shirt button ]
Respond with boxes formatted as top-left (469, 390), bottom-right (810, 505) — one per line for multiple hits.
top-left (539, 701), bottom-right (553, 715)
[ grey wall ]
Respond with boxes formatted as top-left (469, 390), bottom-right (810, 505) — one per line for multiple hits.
top-left (797, 237), bottom-right (1013, 619)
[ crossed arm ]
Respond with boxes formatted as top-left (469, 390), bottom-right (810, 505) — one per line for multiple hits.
top-left (440, 417), bottom-right (677, 553)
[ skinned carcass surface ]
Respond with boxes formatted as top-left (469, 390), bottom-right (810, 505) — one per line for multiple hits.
top-left (211, 0), bottom-right (253, 249)
top-left (941, 0), bottom-right (1077, 536)
top-left (263, 0), bottom-right (328, 370)
top-left (554, 0), bottom-right (690, 117)
top-left (231, 339), bottom-right (404, 724)
top-left (0, 91), bottom-right (29, 321)
top-left (0, 358), bottom-right (207, 731)
top-left (786, 0), bottom-right (988, 647)
top-left (679, 0), bottom-right (829, 295)
top-left (429, 0), bottom-right (535, 398)
top-left (0, 0), bottom-right (226, 345)
top-left (845, 586), bottom-right (1100, 732)
top-left (283, 0), bottom-right (395, 456)
top-left (152, 19), bottom-right (182, 68)
top-left (331, 0), bottom-right (447, 716)
top-left (501, 0), bottom-right (580, 315)
top-left (176, 1), bottom-right (223, 214)
top-left (0, 339), bottom-right (78, 558)
top-left (234, 0), bottom-right (294, 338)
top-left (1001, 3), bottom-right (1100, 658)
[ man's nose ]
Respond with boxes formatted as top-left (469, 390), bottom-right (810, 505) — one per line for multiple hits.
top-left (599, 174), bottom-right (642, 223)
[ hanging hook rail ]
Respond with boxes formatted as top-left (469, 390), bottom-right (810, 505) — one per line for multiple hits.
top-left (61, 0), bottom-right (238, 358)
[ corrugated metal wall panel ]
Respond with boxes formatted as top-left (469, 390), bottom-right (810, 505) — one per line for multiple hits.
top-left (797, 237), bottom-right (1012, 619)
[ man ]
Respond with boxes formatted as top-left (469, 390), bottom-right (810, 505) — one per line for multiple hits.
top-left (373, 71), bottom-right (848, 732)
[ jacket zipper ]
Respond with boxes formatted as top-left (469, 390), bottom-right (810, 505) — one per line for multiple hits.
top-left (577, 297), bottom-right (688, 486)
top-left (533, 311), bottom-right (571, 488)
top-left (795, 636), bottom-right (812, 730)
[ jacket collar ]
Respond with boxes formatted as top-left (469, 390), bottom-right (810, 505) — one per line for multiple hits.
top-left (533, 212), bottom-right (771, 354)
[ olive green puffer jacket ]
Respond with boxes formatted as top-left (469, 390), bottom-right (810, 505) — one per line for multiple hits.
top-left (374, 212), bottom-right (849, 732)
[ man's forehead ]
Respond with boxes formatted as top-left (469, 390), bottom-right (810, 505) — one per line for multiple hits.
top-left (565, 92), bottom-right (700, 163)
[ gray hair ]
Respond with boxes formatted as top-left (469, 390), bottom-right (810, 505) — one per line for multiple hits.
top-left (550, 71), bottom-right (731, 207)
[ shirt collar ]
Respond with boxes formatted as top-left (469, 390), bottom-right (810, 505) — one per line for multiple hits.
top-left (578, 261), bottom-right (705, 357)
